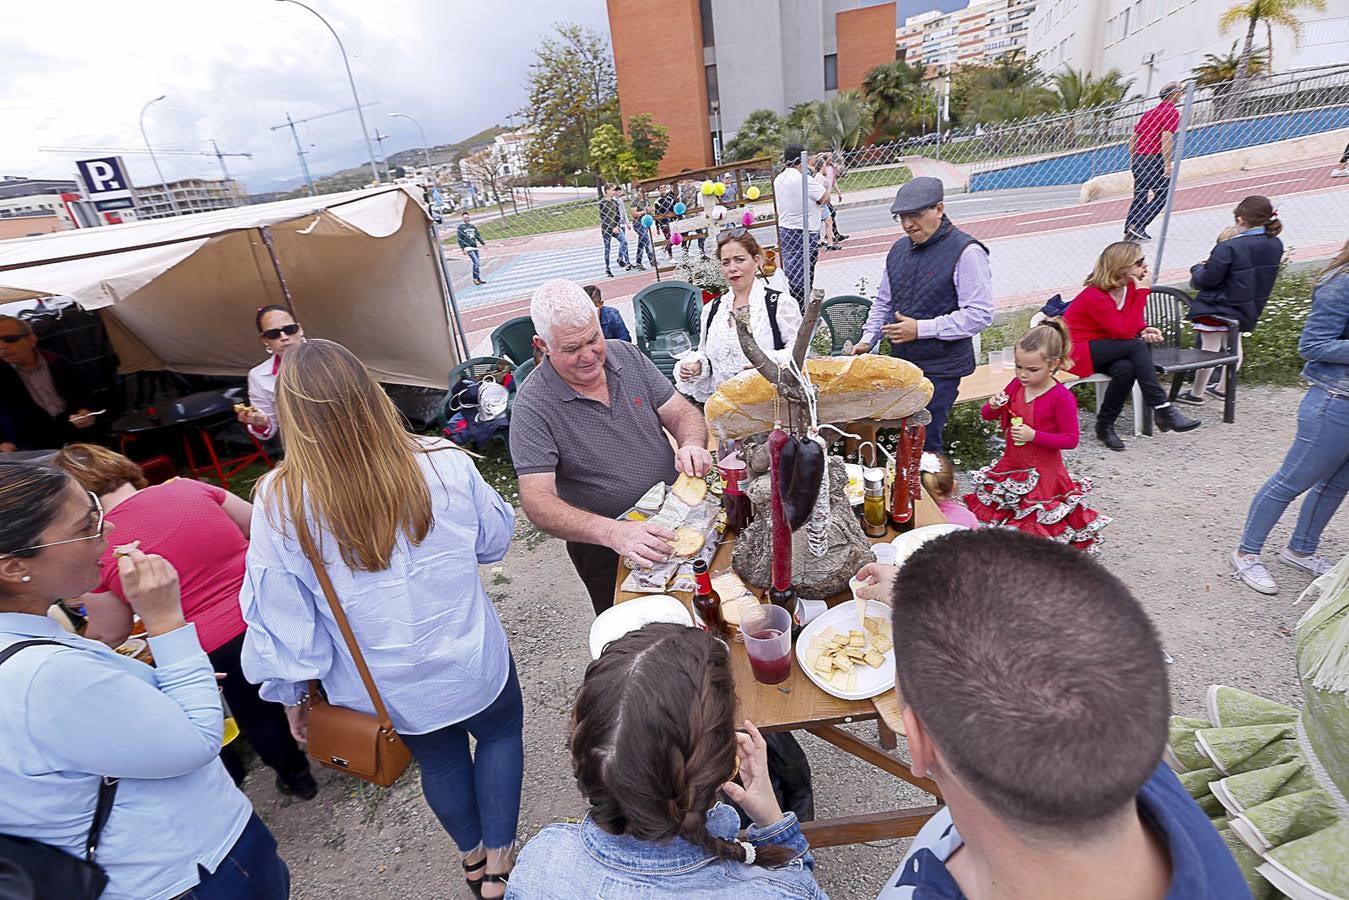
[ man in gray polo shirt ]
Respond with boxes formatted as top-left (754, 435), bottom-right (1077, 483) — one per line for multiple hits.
top-left (510, 279), bottom-right (714, 614)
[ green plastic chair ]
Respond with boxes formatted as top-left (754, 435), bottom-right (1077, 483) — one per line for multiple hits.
top-left (490, 316), bottom-right (537, 365)
top-left (817, 295), bottom-right (872, 355)
top-left (440, 355), bottom-right (509, 430)
top-left (632, 280), bottom-right (702, 381)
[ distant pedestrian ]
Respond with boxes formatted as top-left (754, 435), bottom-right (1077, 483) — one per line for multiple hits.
top-left (631, 192), bottom-right (655, 271)
top-left (599, 184), bottom-right (633, 278)
top-left (773, 143), bottom-right (827, 306)
top-left (813, 154), bottom-right (846, 250)
top-left (1332, 142), bottom-right (1349, 178)
top-left (653, 184), bottom-right (676, 257)
top-left (1125, 82), bottom-right (1183, 242)
top-left (583, 284), bottom-right (631, 342)
top-left (457, 211), bottom-right (487, 285)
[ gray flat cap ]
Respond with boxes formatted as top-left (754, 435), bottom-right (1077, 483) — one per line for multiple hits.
top-left (891, 177), bottom-right (944, 216)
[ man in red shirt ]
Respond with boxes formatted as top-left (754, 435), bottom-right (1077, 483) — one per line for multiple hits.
top-left (1125, 82), bottom-right (1183, 241)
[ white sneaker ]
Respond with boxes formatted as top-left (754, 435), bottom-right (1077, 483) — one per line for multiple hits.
top-left (1331, 167), bottom-right (1349, 178)
top-left (1232, 551), bottom-right (1279, 595)
top-left (1278, 548), bottom-right (1335, 576)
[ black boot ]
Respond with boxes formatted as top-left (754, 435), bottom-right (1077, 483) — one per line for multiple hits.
top-left (1154, 404), bottom-right (1200, 433)
top-left (1095, 418), bottom-right (1125, 451)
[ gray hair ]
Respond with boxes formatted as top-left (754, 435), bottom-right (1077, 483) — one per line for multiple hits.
top-left (530, 279), bottom-right (599, 346)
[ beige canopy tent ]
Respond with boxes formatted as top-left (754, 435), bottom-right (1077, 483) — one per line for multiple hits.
top-left (0, 185), bottom-right (465, 389)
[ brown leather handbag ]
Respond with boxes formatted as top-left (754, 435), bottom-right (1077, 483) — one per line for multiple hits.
top-left (299, 536), bottom-right (412, 787)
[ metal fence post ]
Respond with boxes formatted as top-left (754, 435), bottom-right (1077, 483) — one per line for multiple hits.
top-left (1151, 80), bottom-right (1197, 282)
top-left (800, 150), bottom-right (811, 309)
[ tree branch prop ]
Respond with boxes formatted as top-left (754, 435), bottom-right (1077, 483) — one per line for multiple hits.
top-left (792, 289), bottom-right (825, 370)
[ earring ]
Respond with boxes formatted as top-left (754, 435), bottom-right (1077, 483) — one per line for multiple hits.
top-left (21, 576), bottom-right (31, 583)
top-left (266, 347), bottom-right (274, 355)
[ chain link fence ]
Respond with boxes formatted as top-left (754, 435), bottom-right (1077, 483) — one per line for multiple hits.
top-left (445, 64), bottom-right (1349, 357)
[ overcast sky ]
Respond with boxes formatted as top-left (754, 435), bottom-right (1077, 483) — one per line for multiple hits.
top-left (2, 0), bottom-right (611, 193)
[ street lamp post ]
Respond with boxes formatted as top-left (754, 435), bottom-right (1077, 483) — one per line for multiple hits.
top-left (274, 0), bottom-right (381, 185)
top-left (388, 112), bottom-right (433, 177)
top-left (139, 95), bottom-right (182, 217)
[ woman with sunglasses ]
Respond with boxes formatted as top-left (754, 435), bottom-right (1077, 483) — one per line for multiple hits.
top-left (237, 306), bottom-right (305, 441)
top-left (52, 443), bottom-right (316, 800)
top-left (0, 463), bottom-right (288, 899)
top-left (1064, 241), bottom-right (1201, 451)
top-left (675, 229), bottom-right (802, 403)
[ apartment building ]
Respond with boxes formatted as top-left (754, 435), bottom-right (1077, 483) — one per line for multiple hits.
top-left (133, 177), bottom-right (246, 220)
top-left (897, 0), bottom-right (1037, 73)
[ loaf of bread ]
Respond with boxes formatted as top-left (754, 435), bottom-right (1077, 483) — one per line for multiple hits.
top-left (704, 355), bottom-right (933, 439)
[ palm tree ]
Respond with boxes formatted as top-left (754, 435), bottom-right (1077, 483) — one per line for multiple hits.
top-left (813, 90), bottom-right (874, 152)
top-left (1218, 0), bottom-right (1326, 98)
top-left (862, 60), bottom-right (924, 137)
top-left (725, 109), bottom-right (785, 162)
top-left (1053, 67), bottom-right (1136, 110)
top-left (1192, 42), bottom-right (1270, 87)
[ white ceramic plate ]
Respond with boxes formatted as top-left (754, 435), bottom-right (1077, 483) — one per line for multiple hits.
top-left (794, 600), bottom-right (894, 701)
top-left (891, 523), bottom-right (967, 566)
top-left (114, 637), bottom-right (148, 659)
top-left (588, 594), bottom-right (694, 659)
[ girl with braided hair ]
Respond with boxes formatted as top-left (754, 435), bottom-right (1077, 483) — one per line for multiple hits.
top-left (507, 623), bottom-right (826, 898)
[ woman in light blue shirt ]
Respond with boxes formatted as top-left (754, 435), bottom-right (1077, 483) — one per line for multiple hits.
top-left (240, 339), bottom-right (521, 899)
top-left (0, 463), bottom-right (287, 900)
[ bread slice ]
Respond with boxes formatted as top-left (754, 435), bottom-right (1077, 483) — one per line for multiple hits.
top-left (671, 473), bottom-right (708, 506)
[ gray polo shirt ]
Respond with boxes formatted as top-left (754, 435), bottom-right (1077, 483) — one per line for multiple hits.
top-left (510, 340), bottom-right (678, 520)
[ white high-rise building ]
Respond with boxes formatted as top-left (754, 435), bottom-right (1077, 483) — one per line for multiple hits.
top-left (897, 0), bottom-right (1038, 73)
top-left (1028, 0), bottom-right (1348, 92)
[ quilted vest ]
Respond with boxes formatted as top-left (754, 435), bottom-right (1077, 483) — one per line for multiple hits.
top-left (885, 218), bottom-right (985, 379)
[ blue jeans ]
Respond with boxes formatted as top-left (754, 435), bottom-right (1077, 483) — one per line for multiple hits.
top-left (634, 226), bottom-right (655, 267)
top-left (602, 230), bottom-right (630, 270)
top-left (400, 658), bottom-right (524, 851)
top-left (780, 228), bottom-right (820, 306)
top-left (1239, 385), bottom-right (1349, 555)
top-left (180, 814), bottom-right (289, 899)
top-left (924, 376), bottom-right (961, 454)
top-left (467, 249), bottom-right (481, 281)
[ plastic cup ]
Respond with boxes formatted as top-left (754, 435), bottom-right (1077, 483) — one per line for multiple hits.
top-left (741, 605), bottom-right (793, 685)
top-left (989, 349), bottom-right (1005, 374)
top-left (871, 543), bottom-right (898, 567)
top-left (1002, 347), bottom-right (1017, 369)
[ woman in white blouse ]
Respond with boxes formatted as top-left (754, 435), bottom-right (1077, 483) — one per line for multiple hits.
top-left (675, 230), bottom-right (803, 403)
top-left (236, 305), bottom-right (305, 442)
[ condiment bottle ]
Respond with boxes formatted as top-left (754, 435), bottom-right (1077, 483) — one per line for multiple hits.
top-left (692, 559), bottom-right (727, 637)
top-left (718, 453), bottom-right (753, 536)
top-left (862, 468), bottom-right (889, 538)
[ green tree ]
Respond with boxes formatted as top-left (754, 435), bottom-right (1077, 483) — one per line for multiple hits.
top-left (1219, 0), bottom-right (1326, 99)
top-left (521, 23), bottom-right (620, 183)
top-left (725, 109), bottom-right (785, 161)
top-left (861, 60), bottom-right (925, 138)
top-left (949, 50), bottom-right (1049, 125)
top-left (1193, 42), bottom-right (1270, 87)
top-left (588, 123), bottom-right (637, 185)
top-left (1052, 66), bottom-right (1135, 110)
top-left (626, 113), bottom-right (669, 178)
top-left (813, 90), bottom-right (874, 152)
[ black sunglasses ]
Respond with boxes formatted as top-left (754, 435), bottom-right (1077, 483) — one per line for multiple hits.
top-left (261, 323), bottom-right (301, 340)
top-left (0, 334), bottom-right (29, 344)
top-left (716, 225), bottom-right (749, 245)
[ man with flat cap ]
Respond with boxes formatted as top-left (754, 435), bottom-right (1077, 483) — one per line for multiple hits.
top-left (853, 177), bottom-right (992, 453)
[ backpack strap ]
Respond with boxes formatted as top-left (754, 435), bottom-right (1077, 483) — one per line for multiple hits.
top-left (763, 288), bottom-right (786, 351)
top-left (0, 639), bottom-right (120, 863)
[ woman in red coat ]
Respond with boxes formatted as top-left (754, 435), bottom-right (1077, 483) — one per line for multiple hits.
top-left (1064, 241), bottom-right (1200, 450)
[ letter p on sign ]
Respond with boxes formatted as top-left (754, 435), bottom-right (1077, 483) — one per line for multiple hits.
top-left (77, 156), bottom-right (136, 211)
top-left (85, 161), bottom-right (120, 192)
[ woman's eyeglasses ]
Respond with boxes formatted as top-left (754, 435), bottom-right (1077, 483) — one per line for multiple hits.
top-left (261, 323), bottom-right (301, 340)
top-left (2, 492), bottom-right (105, 556)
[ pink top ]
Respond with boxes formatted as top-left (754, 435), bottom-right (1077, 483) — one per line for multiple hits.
top-left (980, 379), bottom-right (1081, 451)
top-left (937, 498), bottom-right (980, 529)
top-left (96, 478), bottom-right (247, 653)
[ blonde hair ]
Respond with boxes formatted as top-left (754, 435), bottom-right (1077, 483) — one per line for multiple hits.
top-left (1084, 241), bottom-right (1143, 292)
top-left (53, 444), bottom-right (147, 496)
top-left (920, 453), bottom-right (958, 503)
top-left (1017, 318), bottom-right (1073, 372)
top-left (267, 339), bottom-right (435, 572)
top-left (1320, 240), bottom-right (1349, 281)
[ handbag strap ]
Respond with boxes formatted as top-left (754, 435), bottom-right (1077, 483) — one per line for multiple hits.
top-left (297, 532), bottom-right (397, 731)
top-left (0, 639), bottom-right (120, 862)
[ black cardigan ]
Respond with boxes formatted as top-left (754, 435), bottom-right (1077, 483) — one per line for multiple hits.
top-left (1188, 231), bottom-right (1284, 331)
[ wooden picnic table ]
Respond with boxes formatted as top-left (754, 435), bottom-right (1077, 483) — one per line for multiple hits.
top-left (613, 494), bottom-right (949, 848)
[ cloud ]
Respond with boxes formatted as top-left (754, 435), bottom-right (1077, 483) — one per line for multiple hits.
top-left (1, 0), bottom-right (610, 193)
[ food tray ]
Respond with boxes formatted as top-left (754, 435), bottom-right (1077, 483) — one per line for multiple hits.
top-left (794, 600), bottom-right (894, 701)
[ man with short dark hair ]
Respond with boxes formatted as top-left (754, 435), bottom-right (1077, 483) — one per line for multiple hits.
top-left (1126, 83), bottom-right (1183, 241)
top-left (456, 211), bottom-right (487, 285)
top-left (857, 530), bottom-right (1248, 899)
top-left (598, 184), bottom-right (633, 278)
top-left (0, 315), bottom-right (96, 451)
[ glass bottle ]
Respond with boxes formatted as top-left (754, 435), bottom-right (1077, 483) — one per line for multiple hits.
top-left (718, 453), bottom-right (753, 536)
top-left (692, 559), bottom-right (727, 637)
top-left (862, 468), bottom-right (889, 538)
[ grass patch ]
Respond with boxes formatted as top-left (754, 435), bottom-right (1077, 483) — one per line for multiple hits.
top-left (837, 165), bottom-right (912, 194)
top-left (1234, 267), bottom-right (1315, 386)
top-left (466, 198), bottom-right (599, 241)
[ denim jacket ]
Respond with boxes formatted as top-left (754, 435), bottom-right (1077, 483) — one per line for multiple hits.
top-left (1299, 270), bottom-right (1349, 398)
top-left (506, 803), bottom-right (828, 899)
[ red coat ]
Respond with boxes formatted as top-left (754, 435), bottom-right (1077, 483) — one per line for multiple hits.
top-left (1063, 282), bottom-right (1148, 376)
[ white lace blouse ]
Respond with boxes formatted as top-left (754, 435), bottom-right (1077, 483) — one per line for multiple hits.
top-left (676, 273), bottom-right (803, 403)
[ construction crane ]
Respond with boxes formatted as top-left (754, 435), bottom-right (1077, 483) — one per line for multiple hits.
top-left (270, 103), bottom-right (379, 197)
top-left (39, 143), bottom-right (252, 186)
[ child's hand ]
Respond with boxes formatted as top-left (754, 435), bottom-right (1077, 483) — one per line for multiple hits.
top-left (989, 391), bottom-right (1009, 409)
top-left (1010, 422), bottom-right (1035, 444)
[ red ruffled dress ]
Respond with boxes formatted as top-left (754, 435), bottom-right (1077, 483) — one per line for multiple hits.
top-left (963, 379), bottom-right (1110, 552)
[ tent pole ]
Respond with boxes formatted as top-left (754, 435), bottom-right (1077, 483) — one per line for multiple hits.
top-left (258, 225), bottom-right (296, 314)
top-left (427, 221), bottom-right (470, 362)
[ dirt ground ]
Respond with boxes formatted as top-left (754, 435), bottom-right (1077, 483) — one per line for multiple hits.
top-left (244, 384), bottom-right (1344, 899)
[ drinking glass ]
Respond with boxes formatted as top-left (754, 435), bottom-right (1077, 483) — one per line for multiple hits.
top-left (741, 605), bottom-right (793, 685)
top-left (1002, 347), bottom-right (1017, 369)
top-left (988, 348), bottom-right (1005, 374)
top-left (666, 331), bottom-right (693, 359)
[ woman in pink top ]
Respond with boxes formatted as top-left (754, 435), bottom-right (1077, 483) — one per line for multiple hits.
top-left (1063, 241), bottom-right (1199, 451)
top-left (964, 321), bottom-right (1111, 552)
top-left (53, 444), bottom-right (315, 800)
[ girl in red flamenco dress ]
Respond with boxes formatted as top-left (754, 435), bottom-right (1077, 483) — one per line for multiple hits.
top-left (964, 319), bottom-right (1111, 552)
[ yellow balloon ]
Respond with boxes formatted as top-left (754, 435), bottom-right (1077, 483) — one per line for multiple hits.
top-left (746, 185), bottom-right (761, 200)
top-left (713, 182), bottom-right (726, 196)
top-left (700, 180), bottom-right (715, 195)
